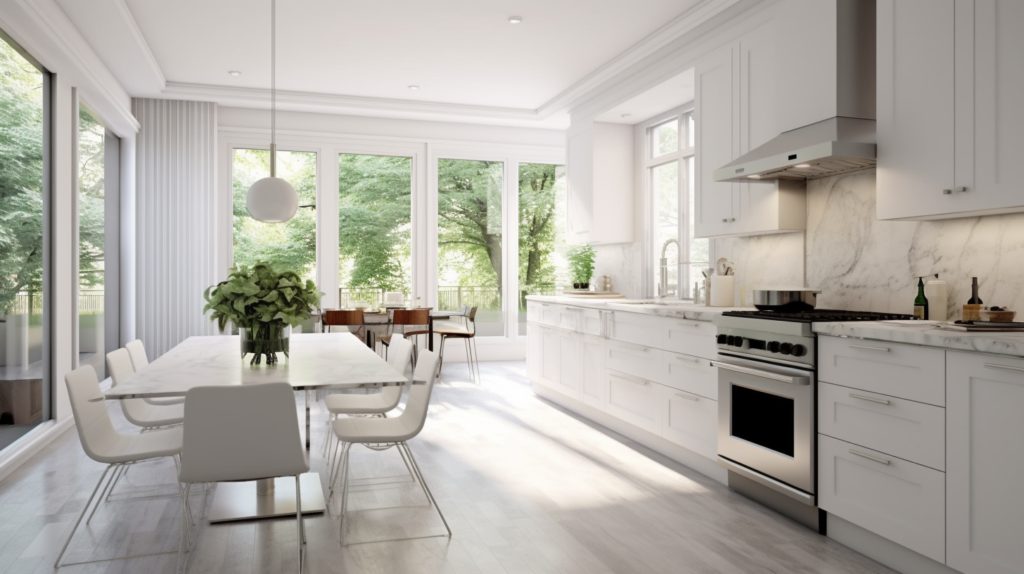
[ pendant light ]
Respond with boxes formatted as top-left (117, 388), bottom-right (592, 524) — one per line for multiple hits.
top-left (246, 0), bottom-right (298, 223)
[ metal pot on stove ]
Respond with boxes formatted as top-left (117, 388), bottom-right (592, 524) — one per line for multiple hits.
top-left (752, 289), bottom-right (821, 311)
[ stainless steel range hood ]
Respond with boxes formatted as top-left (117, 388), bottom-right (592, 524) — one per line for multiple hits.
top-left (714, 117), bottom-right (875, 182)
top-left (714, 0), bottom-right (876, 183)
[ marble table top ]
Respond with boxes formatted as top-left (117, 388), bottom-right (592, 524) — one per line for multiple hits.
top-left (104, 333), bottom-right (409, 400)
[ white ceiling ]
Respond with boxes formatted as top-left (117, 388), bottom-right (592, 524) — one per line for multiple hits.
top-left (594, 69), bottom-right (694, 125)
top-left (56, 0), bottom-right (711, 127)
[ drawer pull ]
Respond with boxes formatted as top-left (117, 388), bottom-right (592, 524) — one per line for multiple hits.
top-left (983, 363), bottom-right (1024, 374)
top-left (675, 392), bottom-right (699, 401)
top-left (613, 375), bottom-right (648, 386)
top-left (849, 449), bottom-right (891, 466)
top-left (849, 393), bottom-right (891, 405)
top-left (675, 321), bottom-right (702, 328)
top-left (850, 344), bottom-right (890, 353)
top-left (674, 355), bottom-right (702, 364)
top-left (614, 342), bottom-right (650, 353)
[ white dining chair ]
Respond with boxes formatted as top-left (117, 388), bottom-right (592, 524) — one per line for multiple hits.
top-left (56, 365), bottom-right (185, 569)
top-left (126, 339), bottom-right (184, 406)
top-left (329, 350), bottom-right (451, 544)
top-left (321, 334), bottom-right (413, 458)
top-left (177, 383), bottom-right (309, 573)
top-left (107, 348), bottom-right (184, 430)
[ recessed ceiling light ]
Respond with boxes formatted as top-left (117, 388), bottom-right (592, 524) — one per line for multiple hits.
top-left (747, 174), bottom-right (762, 179)
top-left (508, 16), bottom-right (523, 24)
top-left (228, 70), bottom-right (242, 76)
top-left (621, 113), bottom-right (632, 119)
top-left (408, 85), bottom-right (420, 91)
top-left (794, 163), bottom-right (811, 168)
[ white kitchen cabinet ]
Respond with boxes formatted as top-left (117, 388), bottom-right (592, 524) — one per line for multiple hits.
top-left (878, 0), bottom-right (1024, 220)
top-left (556, 330), bottom-right (582, 399)
top-left (539, 326), bottom-right (561, 388)
top-left (606, 310), bottom-right (662, 349)
top-left (661, 317), bottom-right (718, 360)
top-left (581, 334), bottom-right (606, 408)
top-left (565, 122), bottom-right (634, 245)
top-left (946, 351), bottom-right (1024, 574)
top-left (606, 340), bottom-right (661, 384)
top-left (662, 385), bottom-right (718, 459)
top-left (606, 370), bottom-right (662, 435)
top-left (694, 44), bottom-right (737, 239)
top-left (660, 351), bottom-right (717, 401)
top-left (526, 323), bottom-right (541, 381)
top-left (819, 434), bottom-right (946, 563)
top-left (818, 336), bottom-right (945, 407)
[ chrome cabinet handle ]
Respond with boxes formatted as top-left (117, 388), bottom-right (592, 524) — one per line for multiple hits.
top-left (712, 361), bottom-right (810, 385)
top-left (984, 363), bottom-right (1024, 374)
top-left (674, 355), bottom-right (701, 364)
top-left (675, 392), bottom-right (699, 401)
top-left (849, 393), bottom-right (891, 405)
top-left (849, 449), bottom-right (891, 466)
top-left (614, 341), bottom-right (650, 353)
top-left (849, 344), bottom-right (890, 353)
top-left (943, 189), bottom-right (952, 195)
top-left (955, 186), bottom-right (968, 193)
top-left (675, 320), bottom-right (702, 328)
top-left (612, 373), bottom-right (648, 386)
top-left (722, 218), bottom-right (728, 222)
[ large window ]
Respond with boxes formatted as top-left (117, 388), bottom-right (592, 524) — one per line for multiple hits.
top-left (436, 159), bottom-right (504, 336)
top-left (517, 163), bottom-right (566, 335)
top-left (337, 154), bottom-right (412, 307)
top-left (231, 149), bottom-right (317, 283)
top-left (649, 111), bottom-right (706, 299)
top-left (0, 33), bottom-right (49, 452)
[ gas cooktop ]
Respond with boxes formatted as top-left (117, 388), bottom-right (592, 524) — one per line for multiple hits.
top-left (721, 309), bottom-right (914, 324)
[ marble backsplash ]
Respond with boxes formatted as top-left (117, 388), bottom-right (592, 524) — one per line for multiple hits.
top-left (719, 169), bottom-right (1024, 318)
top-left (593, 242), bottom-right (643, 298)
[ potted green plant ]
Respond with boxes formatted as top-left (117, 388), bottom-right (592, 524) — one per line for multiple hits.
top-left (203, 263), bottom-right (323, 365)
top-left (567, 244), bottom-right (596, 290)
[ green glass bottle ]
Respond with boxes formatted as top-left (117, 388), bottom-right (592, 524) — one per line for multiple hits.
top-left (914, 277), bottom-right (929, 320)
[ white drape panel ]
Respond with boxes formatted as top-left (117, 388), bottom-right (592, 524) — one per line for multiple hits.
top-left (133, 99), bottom-right (219, 358)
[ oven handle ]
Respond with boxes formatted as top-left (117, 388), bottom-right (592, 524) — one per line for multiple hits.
top-left (712, 361), bottom-right (811, 385)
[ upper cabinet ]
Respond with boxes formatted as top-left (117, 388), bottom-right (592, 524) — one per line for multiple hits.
top-left (566, 121), bottom-right (634, 245)
top-left (694, 22), bottom-right (806, 239)
top-left (877, 0), bottom-right (1024, 220)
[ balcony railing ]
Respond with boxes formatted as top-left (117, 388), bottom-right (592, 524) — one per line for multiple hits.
top-left (6, 291), bottom-right (104, 315)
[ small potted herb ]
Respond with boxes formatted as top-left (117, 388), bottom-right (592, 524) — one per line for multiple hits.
top-left (204, 263), bottom-right (323, 365)
top-left (567, 244), bottom-right (596, 290)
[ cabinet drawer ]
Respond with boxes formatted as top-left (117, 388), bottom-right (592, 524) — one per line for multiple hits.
top-left (607, 311), bottom-right (662, 348)
top-left (659, 352), bottom-right (717, 400)
top-left (819, 382), bottom-right (945, 471)
top-left (819, 434), bottom-right (945, 563)
top-left (607, 340), bottom-right (662, 383)
top-left (578, 308), bottom-right (604, 337)
top-left (538, 303), bottom-right (562, 326)
top-left (606, 370), bottom-right (662, 434)
top-left (557, 306), bottom-right (580, 331)
top-left (661, 318), bottom-right (717, 358)
top-left (662, 385), bottom-right (717, 459)
top-left (819, 336), bottom-right (945, 406)
top-left (526, 302), bottom-right (543, 324)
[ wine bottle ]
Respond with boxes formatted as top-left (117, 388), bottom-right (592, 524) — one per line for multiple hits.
top-left (967, 277), bottom-right (983, 304)
top-left (914, 277), bottom-right (929, 320)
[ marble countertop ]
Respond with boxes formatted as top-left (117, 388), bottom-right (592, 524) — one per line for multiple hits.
top-left (813, 322), bottom-right (1024, 357)
top-left (525, 295), bottom-right (753, 322)
top-left (105, 333), bottom-right (408, 399)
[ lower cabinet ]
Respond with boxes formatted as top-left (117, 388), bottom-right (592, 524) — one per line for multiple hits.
top-left (946, 351), bottom-right (1024, 574)
top-left (581, 335), bottom-right (606, 408)
top-left (662, 386), bottom-right (718, 459)
top-left (556, 329), bottom-right (582, 398)
top-left (606, 370), bottom-right (663, 435)
top-left (819, 434), bottom-right (946, 563)
top-left (539, 326), bottom-right (561, 388)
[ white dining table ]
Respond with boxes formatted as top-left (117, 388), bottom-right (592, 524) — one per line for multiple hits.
top-left (103, 332), bottom-right (409, 523)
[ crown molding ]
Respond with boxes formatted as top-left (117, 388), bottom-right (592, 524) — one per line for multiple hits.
top-left (111, 0), bottom-right (165, 90)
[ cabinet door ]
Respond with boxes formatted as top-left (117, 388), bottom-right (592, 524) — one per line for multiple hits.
top-left (606, 311), bottom-right (663, 348)
top-left (661, 318), bottom-right (717, 359)
top-left (876, 0), bottom-right (957, 220)
top-left (606, 370), bottom-right (662, 434)
top-left (526, 323), bottom-right (541, 381)
top-left (566, 128), bottom-right (593, 244)
top-left (539, 327), bottom-right (561, 387)
top-left (947, 351), bottom-right (1024, 574)
top-left (662, 386), bottom-right (718, 459)
top-left (606, 339), bottom-right (661, 383)
top-left (581, 335), bottom-right (606, 408)
top-left (694, 45), bottom-right (737, 238)
top-left (660, 352), bottom-right (717, 400)
top-left (556, 331), bottom-right (581, 398)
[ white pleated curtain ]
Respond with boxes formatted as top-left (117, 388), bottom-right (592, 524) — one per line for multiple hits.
top-left (133, 99), bottom-right (220, 358)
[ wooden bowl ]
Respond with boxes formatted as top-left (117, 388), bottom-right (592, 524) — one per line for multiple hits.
top-left (979, 309), bottom-right (1016, 322)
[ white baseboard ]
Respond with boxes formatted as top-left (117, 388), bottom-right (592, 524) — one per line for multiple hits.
top-left (532, 382), bottom-right (727, 486)
top-left (827, 514), bottom-right (961, 574)
top-left (0, 415), bottom-right (76, 482)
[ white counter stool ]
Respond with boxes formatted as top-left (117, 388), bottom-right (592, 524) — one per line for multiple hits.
top-left (329, 350), bottom-right (451, 544)
top-left (56, 365), bottom-right (185, 569)
top-left (126, 339), bottom-right (184, 406)
top-left (107, 348), bottom-right (184, 430)
top-left (177, 383), bottom-right (310, 573)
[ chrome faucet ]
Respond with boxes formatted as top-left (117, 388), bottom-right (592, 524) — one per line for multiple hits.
top-left (659, 238), bottom-right (680, 298)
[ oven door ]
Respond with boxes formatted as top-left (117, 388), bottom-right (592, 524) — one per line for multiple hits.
top-left (715, 356), bottom-right (815, 500)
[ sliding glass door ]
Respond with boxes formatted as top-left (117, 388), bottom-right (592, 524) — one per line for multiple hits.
top-left (0, 32), bottom-right (50, 452)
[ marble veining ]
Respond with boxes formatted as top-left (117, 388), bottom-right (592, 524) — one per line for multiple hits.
top-left (105, 333), bottom-right (407, 399)
top-left (593, 242), bottom-right (643, 298)
top-left (813, 322), bottom-right (1024, 357)
top-left (525, 295), bottom-right (751, 322)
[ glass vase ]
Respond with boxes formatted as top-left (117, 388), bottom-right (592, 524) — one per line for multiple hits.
top-left (240, 323), bottom-right (290, 365)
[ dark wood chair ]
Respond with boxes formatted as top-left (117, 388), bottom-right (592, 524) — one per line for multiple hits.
top-left (381, 308), bottom-right (430, 363)
top-left (321, 309), bottom-right (366, 340)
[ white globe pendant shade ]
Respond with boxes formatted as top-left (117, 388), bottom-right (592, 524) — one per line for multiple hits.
top-left (246, 176), bottom-right (298, 223)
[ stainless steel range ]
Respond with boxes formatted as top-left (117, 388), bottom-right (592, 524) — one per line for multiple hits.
top-left (712, 308), bottom-right (911, 532)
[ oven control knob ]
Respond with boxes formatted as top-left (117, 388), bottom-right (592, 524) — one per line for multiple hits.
top-left (779, 343), bottom-right (793, 355)
top-left (767, 341), bottom-right (781, 353)
top-left (731, 337), bottom-right (744, 348)
top-left (717, 334), bottom-right (728, 345)
top-left (791, 344), bottom-right (807, 357)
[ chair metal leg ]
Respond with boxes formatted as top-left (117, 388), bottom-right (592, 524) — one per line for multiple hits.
top-left (55, 465), bottom-right (112, 568)
top-left (295, 475), bottom-right (304, 573)
top-left (471, 337), bottom-right (481, 383)
top-left (401, 442), bottom-right (452, 537)
top-left (86, 463), bottom-right (121, 524)
top-left (398, 443), bottom-right (431, 502)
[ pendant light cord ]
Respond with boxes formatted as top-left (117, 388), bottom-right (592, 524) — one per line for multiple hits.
top-left (270, 0), bottom-right (277, 177)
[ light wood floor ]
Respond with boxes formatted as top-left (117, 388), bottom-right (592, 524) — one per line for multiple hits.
top-left (0, 361), bottom-right (897, 574)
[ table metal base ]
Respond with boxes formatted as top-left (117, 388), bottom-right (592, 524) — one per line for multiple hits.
top-left (208, 473), bottom-right (326, 523)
